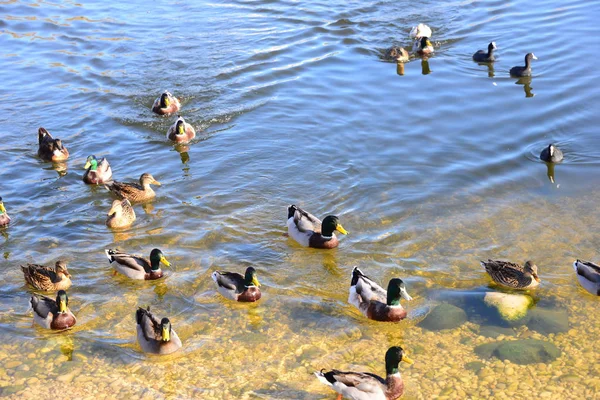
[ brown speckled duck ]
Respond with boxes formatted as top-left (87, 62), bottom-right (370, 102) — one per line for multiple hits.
top-left (167, 115), bottom-right (196, 143)
top-left (105, 248), bottom-right (170, 280)
top-left (152, 91), bottom-right (181, 116)
top-left (286, 205), bottom-right (348, 249)
top-left (21, 261), bottom-right (72, 291)
top-left (481, 259), bottom-right (540, 289)
top-left (105, 173), bottom-right (161, 203)
top-left (211, 267), bottom-right (261, 302)
top-left (0, 197), bottom-right (10, 227)
top-left (83, 155), bottom-right (113, 184)
top-left (37, 127), bottom-right (69, 162)
top-left (30, 290), bottom-right (76, 330)
top-left (384, 46), bottom-right (409, 63)
top-left (136, 307), bottom-right (182, 355)
top-left (106, 199), bottom-right (136, 229)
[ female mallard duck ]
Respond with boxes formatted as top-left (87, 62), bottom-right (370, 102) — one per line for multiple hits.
top-left (83, 155), bottom-right (113, 184)
top-left (315, 346), bottom-right (414, 400)
top-left (30, 290), bottom-right (76, 330)
top-left (152, 91), bottom-right (181, 116)
top-left (21, 261), bottom-right (72, 291)
top-left (384, 47), bottom-right (409, 63)
top-left (211, 267), bottom-right (261, 302)
top-left (167, 115), bottom-right (196, 143)
top-left (37, 127), bottom-right (69, 162)
top-left (540, 144), bottom-right (563, 163)
top-left (106, 199), bottom-right (136, 229)
top-left (349, 267), bottom-right (412, 322)
top-left (481, 259), bottom-right (540, 289)
top-left (473, 42), bottom-right (497, 62)
top-left (510, 53), bottom-right (537, 77)
top-left (573, 260), bottom-right (600, 296)
top-left (286, 205), bottom-right (348, 249)
top-left (105, 173), bottom-right (161, 203)
top-left (136, 307), bottom-right (182, 355)
top-left (105, 248), bottom-right (170, 280)
top-left (0, 197), bottom-right (10, 227)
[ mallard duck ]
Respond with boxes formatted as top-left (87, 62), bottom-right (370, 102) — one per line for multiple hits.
top-left (83, 155), bottom-right (113, 184)
top-left (414, 36), bottom-right (434, 56)
top-left (384, 47), bottom-right (409, 63)
top-left (540, 144), bottom-right (563, 163)
top-left (211, 267), bottom-right (261, 302)
top-left (167, 115), bottom-right (196, 143)
top-left (21, 261), bottom-right (72, 291)
top-left (136, 307), bottom-right (182, 355)
top-left (152, 91), bottom-right (181, 116)
top-left (0, 197), bottom-right (10, 227)
top-left (106, 199), bottom-right (136, 228)
top-left (510, 53), bottom-right (537, 77)
top-left (105, 248), bottom-right (170, 280)
top-left (409, 23), bottom-right (432, 41)
top-left (315, 346), bottom-right (414, 400)
top-left (37, 127), bottom-right (69, 162)
top-left (348, 267), bottom-right (412, 322)
top-left (105, 173), bottom-right (161, 203)
top-left (409, 23), bottom-right (433, 54)
top-left (573, 260), bottom-right (600, 296)
top-left (286, 205), bottom-right (348, 249)
top-left (473, 42), bottom-right (497, 62)
top-left (481, 259), bottom-right (540, 289)
top-left (30, 290), bottom-right (76, 330)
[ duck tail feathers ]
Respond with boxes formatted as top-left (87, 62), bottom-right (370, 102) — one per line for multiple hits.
top-left (105, 249), bottom-right (115, 263)
top-left (287, 205), bottom-right (298, 220)
top-left (350, 266), bottom-right (364, 286)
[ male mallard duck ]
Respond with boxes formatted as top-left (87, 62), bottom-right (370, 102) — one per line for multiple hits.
top-left (473, 42), bottom-right (497, 62)
top-left (136, 307), bottom-right (182, 355)
top-left (414, 36), bottom-right (434, 56)
top-left (83, 155), bottom-right (113, 184)
top-left (348, 267), bottom-right (412, 322)
top-left (211, 267), bottom-right (261, 302)
top-left (105, 248), bottom-right (170, 280)
top-left (315, 346), bottom-right (414, 400)
top-left (106, 199), bottom-right (136, 229)
top-left (409, 23), bottom-right (432, 41)
top-left (540, 144), bottom-right (563, 163)
top-left (409, 23), bottom-right (433, 54)
top-left (21, 261), bottom-right (72, 291)
top-left (573, 260), bottom-right (600, 296)
top-left (0, 197), bottom-right (10, 227)
top-left (167, 115), bottom-right (196, 143)
top-left (30, 290), bottom-right (76, 330)
top-left (481, 259), bottom-right (540, 289)
top-left (384, 47), bottom-right (409, 63)
top-left (37, 127), bottom-right (69, 162)
top-left (105, 173), bottom-right (161, 203)
top-left (510, 53), bottom-right (537, 77)
top-left (286, 205), bottom-right (348, 249)
top-left (152, 91), bottom-right (181, 116)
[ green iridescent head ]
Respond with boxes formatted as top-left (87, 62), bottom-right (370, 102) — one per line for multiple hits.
top-left (385, 346), bottom-right (414, 375)
top-left (149, 248), bottom-right (170, 271)
top-left (321, 216), bottom-right (349, 237)
top-left (84, 155), bottom-right (98, 171)
top-left (244, 267), bottom-right (260, 287)
top-left (386, 278), bottom-right (413, 306)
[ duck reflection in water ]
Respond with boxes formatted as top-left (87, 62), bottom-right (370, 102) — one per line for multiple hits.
top-left (545, 162), bottom-right (557, 184)
top-left (421, 58), bottom-right (431, 75)
top-left (516, 76), bottom-right (534, 98)
top-left (476, 62), bottom-right (495, 78)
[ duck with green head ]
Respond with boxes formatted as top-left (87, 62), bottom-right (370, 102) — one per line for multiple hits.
top-left (349, 267), bottom-right (413, 322)
top-left (415, 36), bottom-right (434, 56)
top-left (37, 127), bottom-right (69, 162)
top-left (167, 115), bottom-right (196, 143)
top-left (105, 248), bottom-right (170, 280)
top-left (30, 290), bottom-right (76, 330)
top-left (136, 307), bottom-right (182, 355)
top-left (0, 197), bottom-right (10, 227)
top-left (211, 266), bottom-right (261, 302)
top-left (315, 346), bottom-right (414, 400)
top-left (287, 205), bottom-right (348, 249)
top-left (152, 91), bottom-right (181, 116)
top-left (105, 173), bottom-right (161, 203)
top-left (83, 155), bottom-right (113, 184)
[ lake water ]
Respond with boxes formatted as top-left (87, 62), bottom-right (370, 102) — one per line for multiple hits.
top-left (0, 0), bottom-right (599, 398)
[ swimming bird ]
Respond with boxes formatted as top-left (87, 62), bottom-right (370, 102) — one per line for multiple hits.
top-left (409, 23), bottom-right (433, 54)
top-left (105, 173), bottom-right (161, 203)
top-left (348, 267), bottom-right (412, 322)
top-left (152, 91), bottom-right (181, 116)
top-left (136, 307), bottom-right (182, 355)
top-left (473, 42), bottom-right (497, 62)
top-left (83, 155), bottom-right (113, 184)
top-left (314, 346), bottom-right (414, 400)
top-left (384, 47), bottom-right (409, 63)
top-left (105, 248), bottom-right (170, 280)
top-left (106, 199), bottom-right (136, 229)
top-left (572, 260), bottom-right (600, 296)
top-left (414, 36), bottom-right (434, 56)
top-left (481, 259), bottom-right (540, 289)
top-left (30, 290), bottom-right (76, 330)
top-left (409, 23), bottom-right (432, 41)
top-left (37, 127), bottom-right (69, 162)
top-left (540, 144), bottom-right (563, 163)
top-left (21, 261), bottom-right (72, 291)
top-left (211, 267), bottom-right (261, 302)
top-left (0, 197), bottom-right (10, 227)
top-left (510, 53), bottom-right (537, 77)
top-left (286, 205), bottom-right (348, 249)
top-left (167, 115), bottom-right (196, 143)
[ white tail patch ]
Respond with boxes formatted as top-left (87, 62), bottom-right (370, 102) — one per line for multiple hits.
top-left (105, 249), bottom-right (114, 263)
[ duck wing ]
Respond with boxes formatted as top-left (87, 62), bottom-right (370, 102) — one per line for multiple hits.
top-left (481, 259), bottom-right (530, 287)
top-left (289, 205), bottom-right (321, 233)
top-left (136, 307), bottom-right (162, 341)
top-left (106, 181), bottom-right (143, 200)
top-left (351, 267), bottom-right (387, 303)
top-left (21, 264), bottom-right (56, 288)
top-left (574, 260), bottom-right (600, 283)
top-left (212, 271), bottom-right (245, 293)
top-left (30, 294), bottom-right (58, 319)
top-left (105, 249), bottom-right (151, 273)
top-left (323, 370), bottom-right (386, 398)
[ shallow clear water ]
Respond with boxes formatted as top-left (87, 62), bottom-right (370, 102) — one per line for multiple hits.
top-left (0, 0), bottom-right (599, 398)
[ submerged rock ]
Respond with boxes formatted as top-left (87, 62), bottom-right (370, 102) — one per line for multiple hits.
top-left (479, 325), bottom-right (515, 338)
top-left (418, 303), bottom-right (467, 331)
top-left (474, 339), bottom-right (561, 365)
top-left (483, 292), bottom-right (533, 323)
top-left (527, 308), bottom-right (569, 335)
